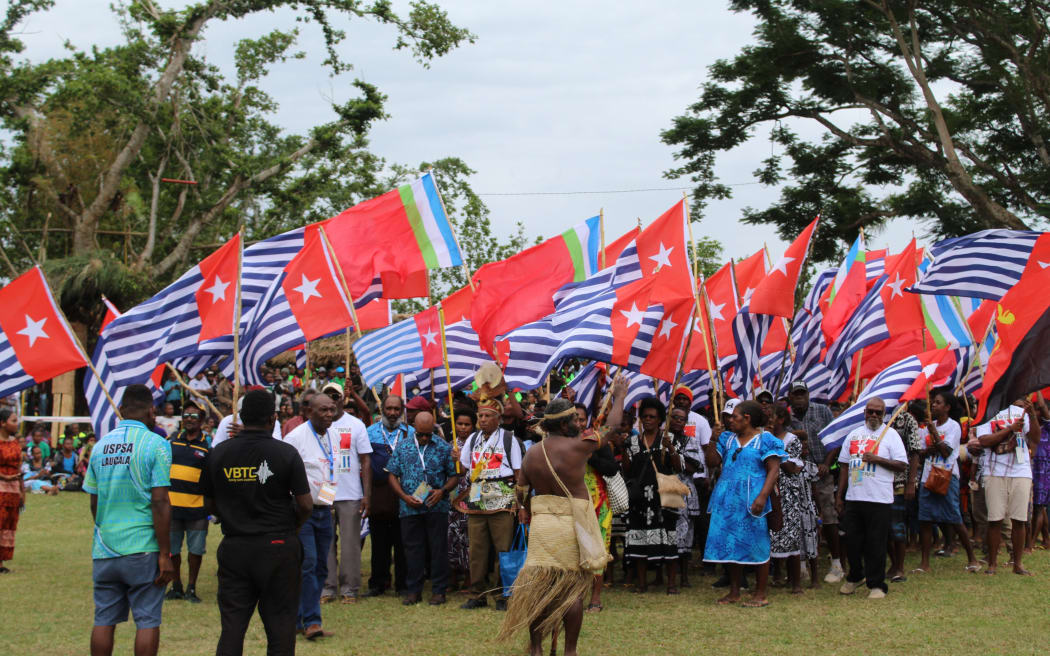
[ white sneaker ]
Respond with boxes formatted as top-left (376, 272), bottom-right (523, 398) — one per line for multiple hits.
top-left (824, 565), bottom-right (844, 583)
top-left (868, 588), bottom-right (886, 599)
top-left (839, 579), bottom-right (865, 595)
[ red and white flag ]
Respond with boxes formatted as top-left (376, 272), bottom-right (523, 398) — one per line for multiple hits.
top-left (196, 234), bottom-right (241, 342)
top-left (748, 216), bottom-right (819, 317)
top-left (282, 226), bottom-right (356, 341)
top-left (0, 266), bottom-right (87, 382)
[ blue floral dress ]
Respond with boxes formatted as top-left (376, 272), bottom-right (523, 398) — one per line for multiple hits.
top-left (704, 430), bottom-right (786, 565)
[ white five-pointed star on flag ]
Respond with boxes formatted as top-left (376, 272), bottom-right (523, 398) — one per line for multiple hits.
top-left (1039, 260), bottom-right (1050, 269)
top-left (204, 276), bottom-right (231, 303)
top-left (770, 256), bottom-right (796, 276)
top-left (17, 314), bottom-right (49, 347)
top-left (886, 273), bottom-right (908, 299)
top-left (648, 243), bottom-right (674, 271)
top-left (421, 328), bottom-right (438, 347)
top-left (741, 287), bottom-right (755, 304)
top-left (293, 274), bottom-right (322, 303)
top-left (708, 300), bottom-right (726, 321)
top-left (658, 315), bottom-right (678, 339)
top-left (920, 361), bottom-right (939, 380)
top-left (620, 302), bottom-right (646, 328)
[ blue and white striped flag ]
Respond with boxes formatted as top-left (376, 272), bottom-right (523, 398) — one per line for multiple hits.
top-left (910, 229), bottom-right (1041, 300)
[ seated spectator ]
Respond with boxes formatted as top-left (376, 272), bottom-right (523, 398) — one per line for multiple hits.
top-left (26, 428), bottom-right (51, 461)
top-left (155, 403), bottom-right (181, 437)
top-left (77, 435), bottom-right (97, 476)
top-left (22, 446), bottom-right (58, 495)
top-left (51, 437), bottom-right (78, 476)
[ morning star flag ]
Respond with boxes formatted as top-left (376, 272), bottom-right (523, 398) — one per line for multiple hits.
top-left (975, 233), bottom-right (1050, 421)
top-left (910, 229), bottom-right (1042, 300)
top-left (353, 306), bottom-right (444, 387)
top-left (322, 171), bottom-right (463, 300)
top-left (470, 216), bottom-right (603, 353)
top-left (818, 347), bottom-right (957, 449)
top-left (0, 266), bottom-right (87, 398)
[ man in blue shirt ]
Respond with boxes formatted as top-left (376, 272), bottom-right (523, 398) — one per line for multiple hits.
top-left (387, 411), bottom-right (459, 606)
top-left (83, 384), bottom-right (174, 656)
top-left (363, 395), bottom-right (413, 597)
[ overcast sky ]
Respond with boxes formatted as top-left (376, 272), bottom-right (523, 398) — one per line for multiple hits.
top-left (19, 1), bottom-right (919, 264)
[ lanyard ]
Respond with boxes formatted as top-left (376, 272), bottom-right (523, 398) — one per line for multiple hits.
top-left (380, 424), bottom-right (404, 449)
top-left (309, 421), bottom-right (334, 480)
top-left (415, 438), bottom-right (430, 473)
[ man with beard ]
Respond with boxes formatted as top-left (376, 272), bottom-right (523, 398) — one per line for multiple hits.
top-left (498, 376), bottom-right (626, 656)
top-left (363, 395), bottom-right (411, 597)
top-left (834, 397), bottom-right (907, 599)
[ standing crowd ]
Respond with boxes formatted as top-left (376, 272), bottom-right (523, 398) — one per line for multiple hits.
top-left (0, 359), bottom-right (1048, 655)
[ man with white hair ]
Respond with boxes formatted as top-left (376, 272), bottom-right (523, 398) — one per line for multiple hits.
top-left (834, 397), bottom-right (908, 599)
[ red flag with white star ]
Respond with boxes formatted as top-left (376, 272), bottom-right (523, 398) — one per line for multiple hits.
top-left (636, 200), bottom-right (693, 302)
top-left (282, 226), bottom-right (356, 341)
top-left (880, 238), bottom-right (924, 336)
top-left (748, 216), bottom-right (819, 317)
top-left (0, 266), bottom-right (87, 382)
top-left (610, 277), bottom-right (658, 367)
top-left (196, 233), bottom-right (241, 342)
top-left (414, 306), bottom-right (444, 369)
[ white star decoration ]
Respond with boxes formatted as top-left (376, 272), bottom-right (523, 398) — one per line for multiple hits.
top-left (293, 274), bottom-right (322, 303)
top-left (1039, 260), bottom-right (1050, 269)
top-left (421, 328), bottom-right (438, 346)
top-left (658, 315), bottom-right (678, 339)
top-left (886, 273), bottom-right (908, 299)
top-left (619, 302), bottom-right (645, 328)
top-left (204, 276), bottom-right (230, 303)
top-left (741, 286), bottom-right (756, 304)
top-left (920, 362), bottom-right (939, 379)
top-left (17, 315), bottom-right (49, 347)
top-left (648, 243), bottom-right (674, 271)
top-left (770, 255), bottom-right (796, 276)
top-left (708, 300), bottom-right (726, 321)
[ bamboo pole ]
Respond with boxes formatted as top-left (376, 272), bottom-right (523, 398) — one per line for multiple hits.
top-left (682, 192), bottom-right (722, 411)
top-left (955, 316), bottom-right (996, 395)
top-left (853, 348), bottom-right (865, 401)
top-left (438, 303), bottom-right (461, 473)
top-left (318, 225), bottom-right (364, 339)
top-left (166, 364), bottom-right (223, 419)
top-left (49, 285), bottom-right (121, 419)
top-left (232, 228), bottom-right (244, 408)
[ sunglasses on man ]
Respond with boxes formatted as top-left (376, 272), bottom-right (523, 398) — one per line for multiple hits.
top-left (183, 412), bottom-right (201, 419)
top-left (865, 408), bottom-right (885, 416)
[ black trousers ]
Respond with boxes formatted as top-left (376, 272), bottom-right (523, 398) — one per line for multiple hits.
top-left (215, 535), bottom-right (302, 656)
top-left (401, 512), bottom-right (449, 596)
top-left (368, 516), bottom-right (406, 593)
top-left (842, 500), bottom-right (892, 592)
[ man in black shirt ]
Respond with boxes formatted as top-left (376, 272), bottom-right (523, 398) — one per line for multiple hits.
top-left (202, 389), bottom-right (312, 656)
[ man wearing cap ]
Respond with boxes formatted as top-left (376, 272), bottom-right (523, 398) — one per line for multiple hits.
top-left (459, 394), bottom-right (523, 611)
top-left (318, 382), bottom-right (372, 605)
top-left (309, 367), bottom-right (328, 391)
top-left (363, 395), bottom-right (412, 597)
top-left (787, 379), bottom-right (844, 583)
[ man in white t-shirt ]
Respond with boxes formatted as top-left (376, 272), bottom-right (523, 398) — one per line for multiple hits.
top-left (835, 397), bottom-right (907, 599)
top-left (283, 394), bottom-right (340, 640)
top-left (212, 407), bottom-right (282, 447)
top-left (188, 372), bottom-right (213, 397)
top-left (320, 383), bottom-right (372, 603)
top-left (975, 399), bottom-right (1040, 576)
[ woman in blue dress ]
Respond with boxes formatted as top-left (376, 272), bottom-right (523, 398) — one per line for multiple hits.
top-left (704, 400), bottom-right (785, 607)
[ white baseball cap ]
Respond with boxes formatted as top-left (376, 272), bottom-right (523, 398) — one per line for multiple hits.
top-left (722, 398), bottom-right (741, 415)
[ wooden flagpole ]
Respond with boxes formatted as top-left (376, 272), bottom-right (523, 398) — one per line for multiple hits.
top-left (318, 224), bottom-right (364, 339)
top-left (232, 228), bottom-right (244, 408)
top-left (165, 363), bottom-right (222, 419)
top-left (682, 192), bottom-right (722, 412)
top-left (955, 317), bottom-right (996, 395)
top-left (852, 348), bottom-right (865, 402)
top-left (438, 303), bottom-right (461, 473)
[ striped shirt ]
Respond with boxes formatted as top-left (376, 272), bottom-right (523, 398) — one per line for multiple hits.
top-left (84, 420), bottom-right (172, 559)
top-left (169, 431), bottom-right (210, 521)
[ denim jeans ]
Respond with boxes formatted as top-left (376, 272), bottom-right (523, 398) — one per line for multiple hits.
top-left (298, 508), bottom-right (334, 628)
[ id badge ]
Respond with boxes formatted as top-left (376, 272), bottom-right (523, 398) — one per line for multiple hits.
top-left (317, 481), bottom-right (337, 505)
top-left (1015, 436), bottom-right (1030, 465)
top-left (849, 456), bottom-right (864, 486)
top-left (412, 480), bottom-right (433, 501)
top-left (468, 482), bottom-right (482, 503)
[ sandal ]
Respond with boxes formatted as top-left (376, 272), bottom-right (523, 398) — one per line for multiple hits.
top-left (0, 566), bottom-right (10, 574)
top-left (909, 568), bottom-right (929, 574)
top-left (965, 564), bottom-right (982, 573)
top-left (890, 574), bottom-right (907, 583)
top-left (742, 599), bottom-right (770, 608)
top-left (715, 596), bottom-right (739, 605)
top-left (585, 603), bottom-right (603, 613)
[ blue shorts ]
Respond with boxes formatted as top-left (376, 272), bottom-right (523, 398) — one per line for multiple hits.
top-left (918, 475), bottom-right (963, 524)
top-left (93, 552), bottom-right (165, 629)
top-left (890, 494), bottom-right (907, 542)
top-left (170, 518), bottom-right (208, 556)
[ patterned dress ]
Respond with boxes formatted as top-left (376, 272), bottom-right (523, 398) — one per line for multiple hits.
top-left (1034, 421), bottom-right (1050, 507)
top-left (704, 431), bottom-right (786, 565)
top-left (447, 475), bottom-right (471, 572)
top-left (584, 465), bottom-right (612, 550)
top-left (674, 431), bottom-right (701, 556)
top-left (623, 433), bottom-right (678, 562)
top-left (770, 433), bottom-right (808, 558)
top-left (0, 439), bottom-right (24, 562)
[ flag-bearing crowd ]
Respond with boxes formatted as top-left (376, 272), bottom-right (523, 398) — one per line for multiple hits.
top-left (2, 172), bottom-right (1050, 653)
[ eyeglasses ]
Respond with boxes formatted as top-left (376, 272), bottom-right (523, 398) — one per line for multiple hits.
top-left (183, 413), bottom-right (200, 419)
top-left (865, 408), bottom-right (885, 416)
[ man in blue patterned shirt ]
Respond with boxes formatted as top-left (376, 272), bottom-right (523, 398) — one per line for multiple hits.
top-left (386, 411), bottom-right (459, 606)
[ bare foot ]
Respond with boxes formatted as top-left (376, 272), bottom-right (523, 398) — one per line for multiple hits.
top-left (1013, 567), bottom-right (1034, 576)
top-left (716, 593), bottom-right (741, 605)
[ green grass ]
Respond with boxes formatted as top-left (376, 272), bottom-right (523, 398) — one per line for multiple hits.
top-left (3, 493), bottom-right (1048, 655)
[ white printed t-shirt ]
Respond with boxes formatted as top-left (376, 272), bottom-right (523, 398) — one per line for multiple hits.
top-left (921, 418), bottom-right (962, 483)
top-left (284, 420), bottom-right (340, 505)
top-left (977, 405), bottom-right (1032, 479)
top-left (837, 424), bottom-right (906, 505)
top-left (331, 412), bottom-right (371, 501)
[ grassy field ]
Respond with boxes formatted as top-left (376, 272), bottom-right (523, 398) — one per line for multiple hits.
top-left (2, 492), bottom-right (1047, 655)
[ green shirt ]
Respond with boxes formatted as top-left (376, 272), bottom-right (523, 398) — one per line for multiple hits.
top-left (27, 439), bottom-right (50, 460)
top-left (83, 420), bottom-right (172, 559)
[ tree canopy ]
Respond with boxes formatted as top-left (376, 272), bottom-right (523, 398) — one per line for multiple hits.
top-left (663, 0), bottom-right (1050, 261)
top-left (0, 0), bottom-right (476, 320)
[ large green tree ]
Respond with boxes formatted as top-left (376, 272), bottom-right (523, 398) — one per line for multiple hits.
top-left (663, 0), bottom-right (1050, 261)
top-left (0, 0), bottom-right (474, 317)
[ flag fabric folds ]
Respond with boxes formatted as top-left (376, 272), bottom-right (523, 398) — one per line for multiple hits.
top-left (0, 266), bottom-right (87, 398)
top-left (195, 234), bottom-right (241, 342)
top-left (910, 229), bottom-right (1041, 300)
top-left (353, 306), bottom-right (444, 388)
